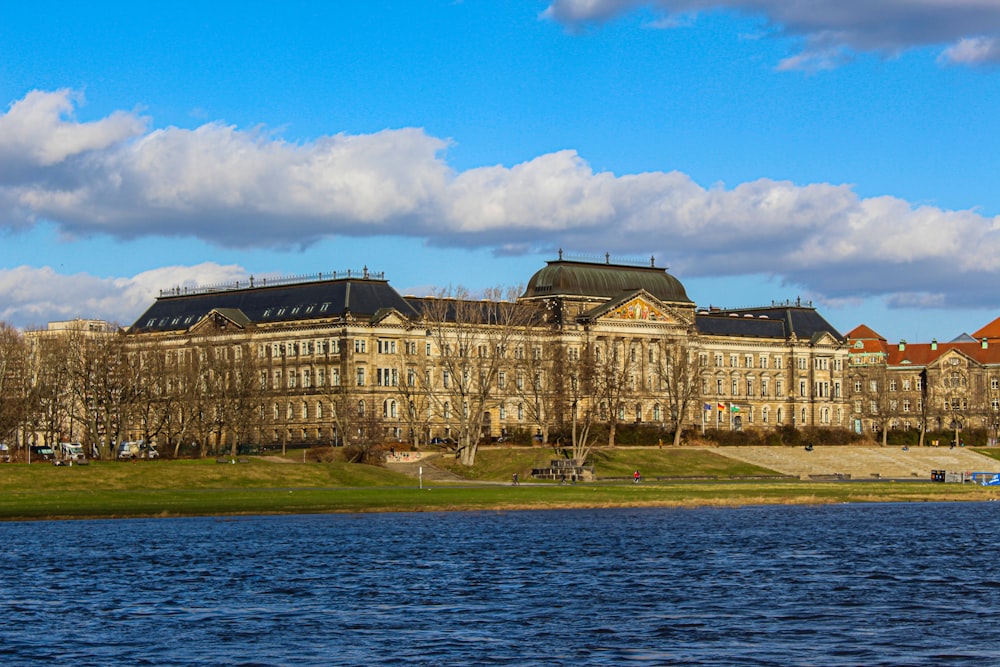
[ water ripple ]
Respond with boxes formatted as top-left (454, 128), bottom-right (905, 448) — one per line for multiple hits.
top-left (0, 503), bottom-right (998, 665)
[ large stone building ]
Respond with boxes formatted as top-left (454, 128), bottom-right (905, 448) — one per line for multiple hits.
top-left (126, 255), bottom-right (850, 452)
top-left (846, 318), bottom-right (1000, 444)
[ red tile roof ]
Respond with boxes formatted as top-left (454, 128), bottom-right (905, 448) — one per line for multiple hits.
top-left (885, 341), bottom-right (1000, 367)
top-left (973, 315), bottom-right (1000, 341)
top-left (846, 324), bottom-right (885, 341)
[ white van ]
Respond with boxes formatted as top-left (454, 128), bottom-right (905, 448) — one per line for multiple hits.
top-left (55, 442), bottom-right (87, 464)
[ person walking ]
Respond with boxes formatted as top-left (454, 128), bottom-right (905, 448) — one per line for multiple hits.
top-left (512, 472), bottom-right (519, 486)
top-left (633, 470), bottom-right (641, 484)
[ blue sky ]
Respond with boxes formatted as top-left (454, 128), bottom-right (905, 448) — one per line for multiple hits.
top-left (2, 1), bottom-right (1000, 343)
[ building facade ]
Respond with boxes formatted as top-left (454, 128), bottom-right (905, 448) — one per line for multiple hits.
top-left (123, 255), bottom-right (850, 453)
top-left (846, 319), bottom-right (1000, 444)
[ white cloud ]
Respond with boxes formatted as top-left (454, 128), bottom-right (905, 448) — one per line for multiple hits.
top-left (940, 36), bottom-right (1000, 66)
top-left (0, 263), bottom-right (246, 328)
top-left (543, 0), bottom-right (1000, 69)
top-left (3, 89), bottom-right (1000, 320)
top-left (0, 89), bottom-right (147, 171)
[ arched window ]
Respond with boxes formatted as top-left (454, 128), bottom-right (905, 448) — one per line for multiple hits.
top-left (358, 400), bottom-right (365, 417)
top-left (653, 404), bottom-right (661, 421)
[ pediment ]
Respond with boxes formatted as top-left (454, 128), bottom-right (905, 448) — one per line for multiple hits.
top-left (189, 308), bottom-right (249, 333)
top-left (810, 331), bottom-right (840, 347)
top-left (371, 308), bottom-right (410, 327)
top-left (929, 350), bottom-right (974, 369)
top-left (584, 289), bottom-right (689, 325)
top-left (608, 297), bottom-right (672, 322)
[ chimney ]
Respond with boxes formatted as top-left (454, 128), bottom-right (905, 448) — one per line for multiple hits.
top-left (983, 338), bottom-right (989, 350)
top-left (931, 339), bottom-right (937, 351)
top-left (898, 340), bottom-right (906, 352)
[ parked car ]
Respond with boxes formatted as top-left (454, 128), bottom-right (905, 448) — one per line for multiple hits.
top-left (117, 440), bottom-right (159, 460)
top-left (30, 445), bottom-right (55, 461)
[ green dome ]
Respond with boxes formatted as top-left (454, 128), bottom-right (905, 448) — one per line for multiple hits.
top-left (523, 259), bottom-right (691, 304)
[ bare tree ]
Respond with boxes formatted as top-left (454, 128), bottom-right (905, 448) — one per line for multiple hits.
top-left (419, 286), bottom-right (533, 466)
top-left (393, 341), bottom-right (434, 448)
top-left (130, 338), bottom-right (178, 453)
top-left (590, 335), bottom-right (635, 447)
top-left (316, 345), bottom-right (366, 452)
top-left (924, 358), bottom-right (982, 447)
top-left (851, 364), bottom-right (894, 446)
top-left (214, 342), bottom-right (268, 457)
top-left (24, 332), bottom-right (72, 451)
top-left (59, 324), bottom-right (137, 457)
top-left (508, 325), bottom-right (559, 445)
top-left (564, 342), bottom-right (599, 465)
top-left (654, 333), bottom-right (704, 446)
top-left (0, 323), bottom-right (29, 449)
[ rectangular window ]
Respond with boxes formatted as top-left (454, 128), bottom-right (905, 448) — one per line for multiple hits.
top-left (356, 368), bottom-right (365, 386)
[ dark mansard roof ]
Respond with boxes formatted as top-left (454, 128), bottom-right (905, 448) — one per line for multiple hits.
top-left (695, 303), bottom-right (844, 342)
top-left (131, 274), bottom-right (418, 333)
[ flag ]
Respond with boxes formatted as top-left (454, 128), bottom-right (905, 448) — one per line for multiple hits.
top-left (717, 403), bottom-right (725, 411)
top-left (730, 404), bottom-right (740, 413)
top-left (703, 403), bottom-right (712, 411)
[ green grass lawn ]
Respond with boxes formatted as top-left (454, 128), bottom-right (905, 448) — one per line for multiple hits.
top-left (434, 445), bottom-right (777, 481)
top-left (0, 451), bottom-right (996, 521)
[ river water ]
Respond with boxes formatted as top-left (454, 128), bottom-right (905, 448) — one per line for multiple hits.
top-left (1, 503), bottom-right (997, 666)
